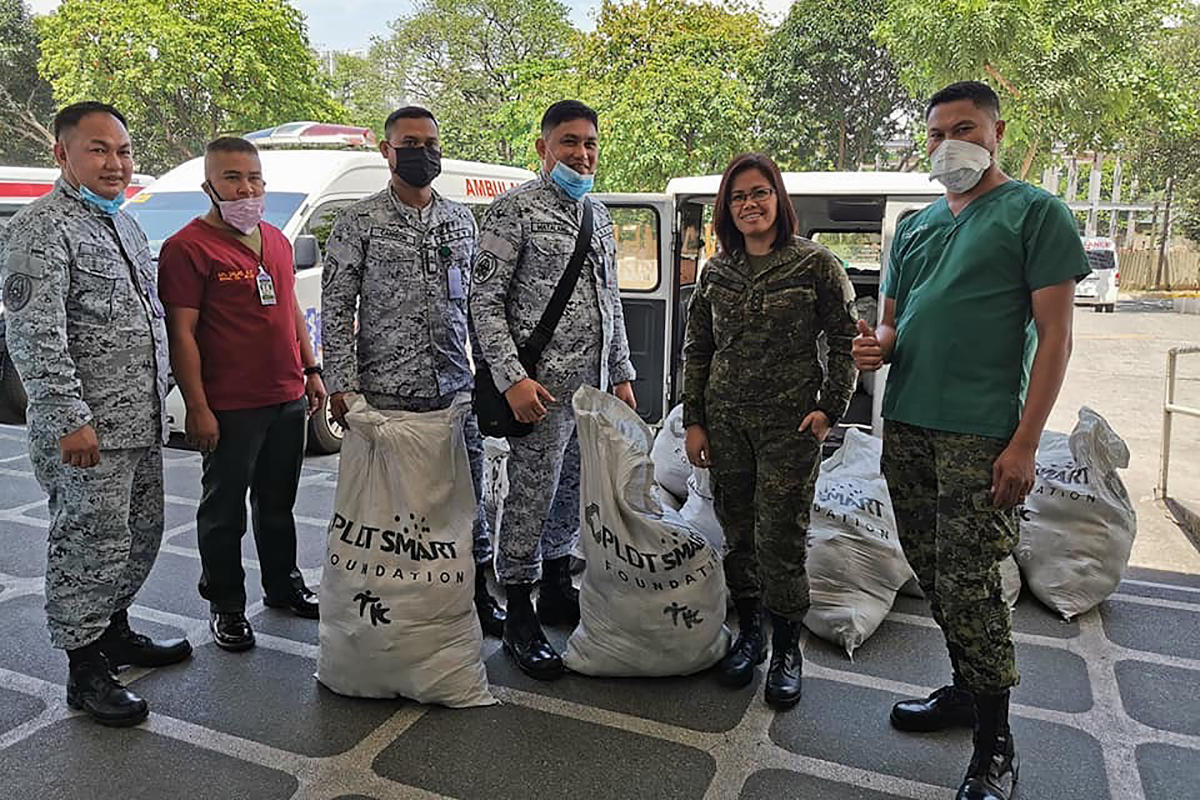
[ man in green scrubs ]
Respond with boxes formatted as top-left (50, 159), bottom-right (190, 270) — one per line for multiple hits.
top-left (853, 81), bottom-right (1088, 800)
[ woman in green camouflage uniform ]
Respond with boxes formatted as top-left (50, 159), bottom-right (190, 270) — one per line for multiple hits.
top-left (682, 153), bottom-right (858, 709)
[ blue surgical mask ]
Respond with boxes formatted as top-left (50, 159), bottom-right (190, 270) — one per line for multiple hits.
top-left (79, 185), bottom-right (124, 216)
top-left (550, 161), bottom-right (594, 200)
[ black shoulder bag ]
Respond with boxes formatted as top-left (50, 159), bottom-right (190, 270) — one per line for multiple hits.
top-left (474, 199), bottom-right (594, 439)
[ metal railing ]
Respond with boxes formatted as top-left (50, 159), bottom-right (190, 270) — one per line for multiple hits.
top-left (1157, 345), bottom-right (1200, 499)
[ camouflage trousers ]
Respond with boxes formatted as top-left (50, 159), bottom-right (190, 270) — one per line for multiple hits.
top-left (881, 420), bottom-right (1020, 694)
top-left (708, 403), bottom-right (821, 620)
top-left (496, 399), bottom-right (581, 585)
top-left (29, 431), bottom-right (164, 650)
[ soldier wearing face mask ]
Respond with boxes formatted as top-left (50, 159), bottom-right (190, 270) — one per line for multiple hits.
top-left (320, 106), bottom-right (506, 637)
top-left (852, 82), bottom-right (1089, 800)
top-left (159, 136), bottom-right (326, 652)
top-left (1, 102), bottom-right (190, 726)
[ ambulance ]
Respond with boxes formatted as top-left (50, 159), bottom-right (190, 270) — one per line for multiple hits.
top-left (120, 122), bottom-right (535, 452)
top-left (597, 171), bottom-right (945, 450)
top-left (1075, 236), bottom-right (1120, 312)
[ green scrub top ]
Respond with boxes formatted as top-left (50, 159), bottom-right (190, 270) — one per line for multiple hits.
top-left (881, 180), bottom-right (1089, 439)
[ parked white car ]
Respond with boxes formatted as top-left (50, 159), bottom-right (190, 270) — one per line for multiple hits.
top-left (1075, 236), bottom-right (1120, 313)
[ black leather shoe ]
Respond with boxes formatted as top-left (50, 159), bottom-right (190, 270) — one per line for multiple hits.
top-left (66, 651), bottom-right (149, 727)
top-left (503, 584), bottom-right (563, 680)
top-left (264, 586), bottom-right (319, 619)
top-left (891, 683), bottom-right (976, 732)
top-left (717, 598), bottom-right (766, 688)
top-left (536, 556), bottom-right (580, 627)
top-left (764, 613), bottom-right (803, 709)
top-left (100, 610), bottom-right (192, 668)
top-left (956, 691), bottom-right (1019, 800)
top-left (210, 611), bottom-right (255, 652)
top-left (474, 568), bottom-right (506, 638)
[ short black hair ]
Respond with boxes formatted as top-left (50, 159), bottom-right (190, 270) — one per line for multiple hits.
top-left (925, 81), bottom-right (1001, 120)
top-left (384, 106), bottom-right (438, 136)
top-left (206, 136), bottom-right (258, 157)
top-left (53, 101), bottom-right (128, 140)
top-left (540, 100), bottom-right (598, 138)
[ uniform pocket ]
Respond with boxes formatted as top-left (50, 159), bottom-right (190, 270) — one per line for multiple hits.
top-left (529, 232), bottom-right (576, 258)
top-left (68, 261), bottom-right (117, 324)
top-left (705, 281), bottom-right (744, 347)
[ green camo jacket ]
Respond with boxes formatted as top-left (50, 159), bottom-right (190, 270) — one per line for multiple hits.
top-left (682, 235), bottom-right (858, 429)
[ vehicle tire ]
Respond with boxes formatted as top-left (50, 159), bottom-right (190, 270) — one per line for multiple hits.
top-left (0, 347), bottom-right (27, 426)
top-left (1106, 303), bottom-right (1117, 313)
top-left (307, 395), bottom-right (343, 454)
top-left (1093, 305), bottom-right (1103, 313)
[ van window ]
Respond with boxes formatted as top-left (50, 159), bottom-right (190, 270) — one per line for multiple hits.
top-left (810, 231), bottom-right (883, 270)
top-left (303, 200), bottom-right (355, 254)
top-left (125, 191), bottom-right (307, 256)
top-left (1085, 249), bottom-right (1116, 271)
top-left (612, 206), bottom-right (660, 292)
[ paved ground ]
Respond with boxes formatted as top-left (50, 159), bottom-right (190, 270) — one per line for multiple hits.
top-left (0, 304), bottom-right (1198, 799)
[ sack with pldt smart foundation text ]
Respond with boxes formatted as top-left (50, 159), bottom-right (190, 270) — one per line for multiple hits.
top-left (1015, 407), bottom-right (1137, 620)
top-left (317, 395), bottom-right (494, 708)
top-left (564, 386), bottom-right (731, 677)
top-left (651, 404), bottom-right (693, 501)
top-left (804, 429), bottom-right (912, 657)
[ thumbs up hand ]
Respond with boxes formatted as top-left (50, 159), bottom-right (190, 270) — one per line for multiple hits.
top-left (852, 318), bottom-right (885, 372)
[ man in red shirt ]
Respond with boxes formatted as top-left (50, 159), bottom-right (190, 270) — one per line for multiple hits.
top-left (158, 137), bottom-right (326, 651)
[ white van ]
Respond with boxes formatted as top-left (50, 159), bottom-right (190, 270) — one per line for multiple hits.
top-left (599, 172), bottom-right (945, 447)
top-left (1075, 236), bottom-right (1119, 312)
top-left (1, 166), bottom-right (154, 227)
top-left (119, 128), bottom-right (534, 452)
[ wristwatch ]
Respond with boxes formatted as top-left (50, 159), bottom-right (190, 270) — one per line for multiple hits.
top-left (303, 365), bottom-right (323, 376)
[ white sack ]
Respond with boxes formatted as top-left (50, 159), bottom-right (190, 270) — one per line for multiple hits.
top-left (679, 468), bottom-right (725, 552)
top-left (1015, 406), bottom-right (1136, 620)
top-left (804, 429), bottom-right (912, 657)
top-left (564, 386), bottom-right (730, 677)
top-left (651, 404), bottom-right (693, 501)
top-left (317, 396), bottom-right (494, 707)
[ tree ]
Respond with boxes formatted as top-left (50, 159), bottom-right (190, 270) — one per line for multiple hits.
top-left (577, 0), bottom-right (767, 191)
top-left (376, 0), bottom-right (577, 164)
top-left (0, 0), bottom-right (55, 165)
top-left (875, 0), bottom-right (1178, 180)
top-left (327, 51), bottom-right (397, 136)
top-left (756, 0), bottom-right (919, 171)
top-left (36, 0), bottom-right (344, 173)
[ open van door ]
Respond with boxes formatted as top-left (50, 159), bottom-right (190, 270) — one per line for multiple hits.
top-left (594, 192), bottom-right (674, 425)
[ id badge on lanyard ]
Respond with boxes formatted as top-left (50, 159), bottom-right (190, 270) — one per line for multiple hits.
top-left (256, 264), bottom-right (277, 306)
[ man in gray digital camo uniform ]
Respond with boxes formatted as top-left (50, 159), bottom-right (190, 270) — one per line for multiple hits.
top-left (321, 106), bottom-right (505, 636)
top-left (470, 100), bottom-right (637, 680)
top-left (0, 102), bottom-right (191, 727)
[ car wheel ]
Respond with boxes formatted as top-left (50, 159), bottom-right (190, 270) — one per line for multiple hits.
top-left (307, 395), bottom-right (343, 454)
top-left (0, 347), bottom-right (27, 425)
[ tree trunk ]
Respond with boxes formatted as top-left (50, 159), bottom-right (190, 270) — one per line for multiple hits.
top-left (837, 118), bottom-right (846, 171)
top-left (983, 63), bottom-right (1021, 99)
top-left (1156, 177), bottom-right (1174, 290)
top-left (1017, 141), bottom-right (1038, 181)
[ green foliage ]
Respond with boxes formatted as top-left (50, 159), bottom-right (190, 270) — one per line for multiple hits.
top-left (756, 0), bottom-right (920, 171)
top-left (876, 0), bottom-right (1180, 178)
top-left (36, 0), bottom-right (344, 173)
top-left (577, 0), bottom-right (767, 191)
top-left (0, 0), bottom-right (55, 165)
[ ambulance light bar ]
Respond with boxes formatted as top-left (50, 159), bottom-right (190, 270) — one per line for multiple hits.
top-left (244, 122), bottom-right (378, 150)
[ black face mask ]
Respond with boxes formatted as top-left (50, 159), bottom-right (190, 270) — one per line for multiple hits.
top-left (391, 146), bottom-right (442, 188)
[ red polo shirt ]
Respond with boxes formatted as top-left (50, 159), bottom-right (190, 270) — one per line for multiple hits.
top-left (158, 218), bottom-right (304, 411)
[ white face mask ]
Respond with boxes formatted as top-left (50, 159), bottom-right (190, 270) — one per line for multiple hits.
top-left (930, 139), bottom-right (993, 194)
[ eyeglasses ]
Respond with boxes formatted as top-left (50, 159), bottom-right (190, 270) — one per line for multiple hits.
top-left (729, 187), bottom-right (774, 207)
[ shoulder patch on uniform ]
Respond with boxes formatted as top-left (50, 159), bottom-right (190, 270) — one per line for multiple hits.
top-left (474, 252), bottom-right (499, 284)
top-left (4, 250), bottom-right (46, 279)
top-left (478, 231), bottom-right (517, 262)
top-left (2, 273), bottom-right (33, 312)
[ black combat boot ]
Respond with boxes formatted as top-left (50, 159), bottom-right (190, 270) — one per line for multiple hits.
top-left (764, 613), bottom-right (803, 709)
top-left (891, 677), bottom-right (976, 732)
top-left (717, 598), bottom-right (766, 688)
top-left (474, 566), bottom-right (506, 638)
top-left (66, 644), bottom-right (149, 727)
top-left (536, 556), bottom-right (580, 627)
top-left (99, 609), bottom-right (192, 669)
top-left (956, 691), bottom-right (1019, 800)
top-left (503, 584), bottom-right (564, 680)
